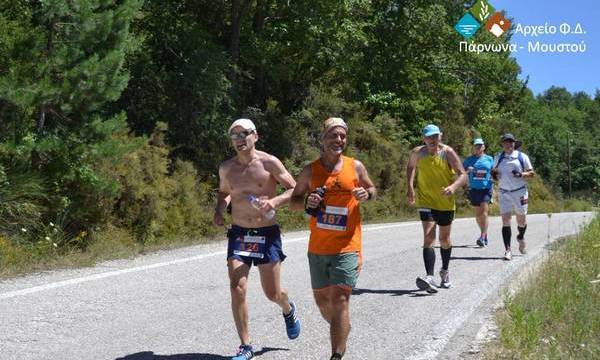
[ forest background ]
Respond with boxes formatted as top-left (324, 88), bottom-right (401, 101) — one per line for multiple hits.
top-left (0, 0), bottom-right (597, 275)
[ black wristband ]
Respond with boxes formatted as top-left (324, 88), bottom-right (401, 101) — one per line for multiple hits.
top-left (367, 190), bottom-right (373, 200)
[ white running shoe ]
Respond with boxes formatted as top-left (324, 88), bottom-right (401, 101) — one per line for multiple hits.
top-left (439, 269), bottom-right (452, 288)
top-left (416, 276), bottom-right (438, 293)
top-left (518, 239), bottom-right (527, 254)
top-left (504, 250), bottom-right (512, 261)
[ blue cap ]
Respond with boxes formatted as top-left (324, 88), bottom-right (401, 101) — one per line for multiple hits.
top-left (473, 138), bottom-right (485, 145)
top-left (422, 124), bottom-right (441, 137)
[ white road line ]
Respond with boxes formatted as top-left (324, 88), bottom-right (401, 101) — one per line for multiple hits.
top-left (406, 258), bottom-right (520, 360)
top-left (0, 221), bottom-right (426, 300)
top-left (0, 252), bottom-right (229, 300)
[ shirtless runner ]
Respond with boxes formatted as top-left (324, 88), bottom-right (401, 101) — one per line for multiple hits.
top-left (213, 118), bottom-right (301, 360)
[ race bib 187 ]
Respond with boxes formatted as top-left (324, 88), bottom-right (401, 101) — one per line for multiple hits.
top-left (316, 206), bottom-right (348, 231)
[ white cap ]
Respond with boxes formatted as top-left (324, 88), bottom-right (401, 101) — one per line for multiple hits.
top-left (321, 117), bottom-right (348, 136)
top-left (228, 118), bottom-right (256, 134)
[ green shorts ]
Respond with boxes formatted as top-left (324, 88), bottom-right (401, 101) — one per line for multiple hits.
top-left (307, 252), bottom-right (360, 290)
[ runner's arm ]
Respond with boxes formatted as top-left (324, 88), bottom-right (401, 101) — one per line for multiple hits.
top-left (213, 164), bottom-right (231, 226)
top-left (462, 158), bottom-right (472, 188)
top-left (522, 170), bottom-right (535, 178)
top-left (446, 148), bottom-right (467, 191)
top-left (354, 160), bottom-right (376, 201)
top-left (265, 155), bottom-right (296, 208)
top-left (490, 154), bottom-right (500, 180)
top-left (406, 147), bottom-right (419, 205)
top-left (521, 155), bottom-right (535, 178)
top-left (290, 165), bottom-right (312, 211)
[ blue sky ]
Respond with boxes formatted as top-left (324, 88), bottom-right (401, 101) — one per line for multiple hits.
top-left (491, 0), bottom-right (600, 96)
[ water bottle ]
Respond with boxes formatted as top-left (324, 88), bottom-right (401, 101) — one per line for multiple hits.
top-left (248, 195), bottom-right (275, 219)
top-left (305, 186), bottom-right (327, 217)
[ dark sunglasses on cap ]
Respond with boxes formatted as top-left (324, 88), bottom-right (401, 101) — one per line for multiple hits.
top-left (229, 130), bottom-right (254, 140)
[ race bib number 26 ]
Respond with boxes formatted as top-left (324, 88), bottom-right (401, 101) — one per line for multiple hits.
top-left (233, 235), bottom-right (266, 259)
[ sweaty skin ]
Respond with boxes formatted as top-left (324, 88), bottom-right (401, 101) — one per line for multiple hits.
top-left (213, 125), bottom-right (295, 228)
top-left (215, 150), bottom-right (295, 228)
top-left (213, 126), bottom-right (297, 347)
top-left (291, 127), bottom-right (376, 210)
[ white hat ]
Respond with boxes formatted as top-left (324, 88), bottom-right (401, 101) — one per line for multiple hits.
top-left (228, 118), bottom-right (256, 134)
top-left (321, 117), bottom-right (348, 136)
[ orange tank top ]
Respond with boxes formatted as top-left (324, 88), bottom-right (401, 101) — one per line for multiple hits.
top-left (309, 156), bottom-right (362, 255)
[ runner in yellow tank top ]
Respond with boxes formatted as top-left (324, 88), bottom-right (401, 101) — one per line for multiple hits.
top-left (407, 124), bottom-right (466, 293)
top-left (415, 145), bottom-right (457, 211)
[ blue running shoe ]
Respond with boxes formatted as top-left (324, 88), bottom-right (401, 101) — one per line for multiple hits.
top-left (283, 301), bottom-right (301, 339)
top-left (484, 236), bottom-right (489, 246)
top-left (476, 237), bottom-right (484, 247)
top-left (232, 344), bottom-right (255, 360)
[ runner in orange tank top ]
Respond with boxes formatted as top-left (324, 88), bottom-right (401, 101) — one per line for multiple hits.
top-left (291, 117), bottom-right (376, 360)
top-left (308, 154), bottom-right (362, 256)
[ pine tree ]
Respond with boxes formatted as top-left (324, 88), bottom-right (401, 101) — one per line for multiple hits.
top-left (0, 0), bottom-right (143, 235)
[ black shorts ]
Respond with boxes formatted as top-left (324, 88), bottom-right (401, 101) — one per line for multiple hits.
top-left (418, 208), bottom-right (455, 226)
top-left (227, 224), bottom-right (286, 267)
top-left (468, 188), bottom-right (492, 206)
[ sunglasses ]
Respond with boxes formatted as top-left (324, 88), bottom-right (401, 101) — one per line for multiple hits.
top-left (229, 130), bottom-right (254, 140)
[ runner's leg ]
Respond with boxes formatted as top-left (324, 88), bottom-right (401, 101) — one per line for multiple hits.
top-left (438, 224), bottom-right (452, 269)
top-left (258, 261), bottom-right (292, 314)
top-left (422, 221), bottom-right (436, 276)
top-left (329, 286), bottom-right (351, 356)
top-left (478, 202), bottom-right (489, 236)
top-left (228, 259), bottom-right (251, 345)
top-left (314, 289), bottom-right (333, 324)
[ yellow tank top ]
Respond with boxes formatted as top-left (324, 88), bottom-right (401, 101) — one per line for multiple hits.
top-left (416, 145), bottom-right (456, 211)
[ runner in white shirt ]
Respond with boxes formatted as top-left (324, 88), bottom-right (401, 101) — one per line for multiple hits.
top-left (491, 133), bottom-right (535, 260)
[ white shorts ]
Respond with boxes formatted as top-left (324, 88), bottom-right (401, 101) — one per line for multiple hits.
top-left (498, 186), bottom-right (528, 215)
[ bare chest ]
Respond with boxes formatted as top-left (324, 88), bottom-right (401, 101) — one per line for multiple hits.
top-left (226, 161), bottom-right (274, 194)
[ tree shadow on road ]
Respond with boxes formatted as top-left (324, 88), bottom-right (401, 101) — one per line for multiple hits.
top-left (352, 288), bottom-right (432, 297)
top-left (434, 245), bottom-right (480, 249)
top-left (450, 256), bottom-right (505, 261)
top-left (116, 347), bottom-right (289, 360)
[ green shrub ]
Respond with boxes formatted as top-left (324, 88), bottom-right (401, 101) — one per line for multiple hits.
top-left (104, 123), bottom-right (216, 244)
top-left (526, 177), bottom-right (558, 214)
top-left (0, 168), bottom-right (48, 239)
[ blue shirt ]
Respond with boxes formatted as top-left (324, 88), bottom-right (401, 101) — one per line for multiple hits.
top-left (463, 155), bottom-right (494, 190)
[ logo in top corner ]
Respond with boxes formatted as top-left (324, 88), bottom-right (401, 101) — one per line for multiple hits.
top-left (455, 0), bottom-right (510, 39)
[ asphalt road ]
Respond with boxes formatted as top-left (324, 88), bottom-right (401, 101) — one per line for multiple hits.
top-left (0, 212), bottom-right (593, 360)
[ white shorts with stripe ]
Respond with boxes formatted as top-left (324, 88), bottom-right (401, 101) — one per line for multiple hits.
top-left (498, 186), bottom-right (528, 215)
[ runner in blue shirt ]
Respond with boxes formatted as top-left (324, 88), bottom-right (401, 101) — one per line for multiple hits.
top-left (463, 138), bottom-right (494, 247)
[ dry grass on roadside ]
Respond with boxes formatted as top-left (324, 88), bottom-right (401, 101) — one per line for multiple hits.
top-left (483, 214), bottom-right (600, 359)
